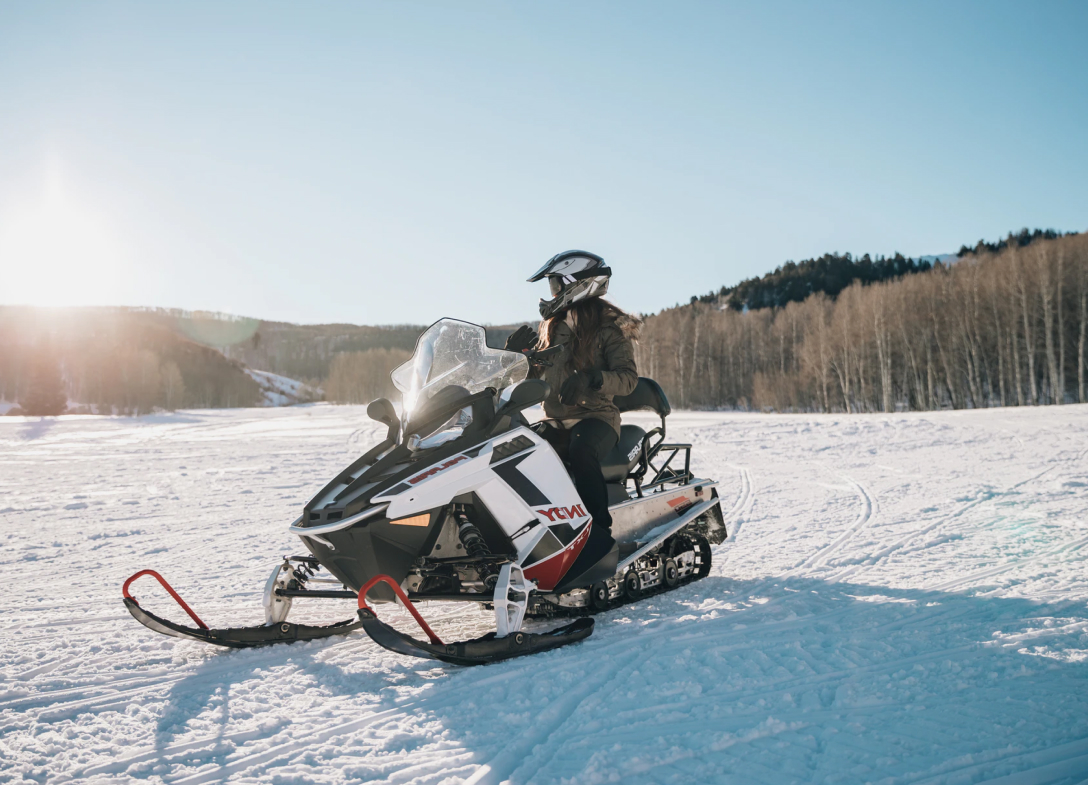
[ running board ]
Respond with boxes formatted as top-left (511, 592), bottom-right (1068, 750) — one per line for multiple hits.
top-left (617, 497), bottom-right (720, 572)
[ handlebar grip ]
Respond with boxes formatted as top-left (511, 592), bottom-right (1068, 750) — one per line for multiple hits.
top-left (528, 345), bottom-right (564, 364)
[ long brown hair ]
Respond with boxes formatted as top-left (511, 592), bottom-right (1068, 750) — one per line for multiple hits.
top-left (537, 298), bottom-right (641, 372)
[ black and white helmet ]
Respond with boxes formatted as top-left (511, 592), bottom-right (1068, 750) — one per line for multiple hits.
top-left (528, 250), bottom-right (612, 320)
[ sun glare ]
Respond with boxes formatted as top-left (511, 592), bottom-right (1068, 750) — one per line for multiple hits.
top-left (0, 161), bottom-right (129, 307)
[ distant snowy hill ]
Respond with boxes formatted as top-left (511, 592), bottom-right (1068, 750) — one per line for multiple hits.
top-left (917, 252), bottom-right (959, 265)
top-left (244, 368), bottom-right (321, 407)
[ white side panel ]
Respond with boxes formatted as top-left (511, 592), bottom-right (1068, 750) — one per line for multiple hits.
top-left (475, 478), bottom-right (535, 535)
top-left (516, 442), bottom-right (582, 513)
top-left (379, 455), bottom-right (490, 519)
top-left (370, 428), bottom-right (592, 571)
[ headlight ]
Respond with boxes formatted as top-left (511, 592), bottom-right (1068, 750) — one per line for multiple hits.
top-left (407, 406), bottom-right (472, 451)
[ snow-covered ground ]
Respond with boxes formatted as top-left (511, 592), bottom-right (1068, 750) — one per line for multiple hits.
top-left (2, 405), bottom-right (1087, 784)
top-left (244, 369), bottom-right (320, 407)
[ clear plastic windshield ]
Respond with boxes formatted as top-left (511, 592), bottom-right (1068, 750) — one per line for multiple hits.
top-left (391, 319), bottom-right (528, 429)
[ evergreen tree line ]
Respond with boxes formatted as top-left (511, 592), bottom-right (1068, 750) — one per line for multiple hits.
top-left (957, 227), bottom-right (1070, 258)
top-left (694, 228), bottom-right (1076, 314)
top-left (7, 229), bottom-right (1082, 416)
top-left (697, 252), bottom-right (935, 311)
top-left (638, 232), bottom-right (1088, 412)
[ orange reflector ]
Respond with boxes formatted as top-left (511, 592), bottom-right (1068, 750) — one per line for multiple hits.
top-left (390, 514), bottom-right (430, 527)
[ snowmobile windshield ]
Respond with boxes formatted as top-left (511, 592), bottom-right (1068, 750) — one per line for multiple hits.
top-left (391, 319), bottom-right (528, 446)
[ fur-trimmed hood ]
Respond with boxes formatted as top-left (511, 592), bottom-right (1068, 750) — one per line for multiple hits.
top-left (530, 301), bottom-right (642, 434)
top-left (603, 305), bottom-right (643, 342)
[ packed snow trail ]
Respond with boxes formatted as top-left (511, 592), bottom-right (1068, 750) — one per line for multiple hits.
top-left (1, 405), bottom-right (1087, 784)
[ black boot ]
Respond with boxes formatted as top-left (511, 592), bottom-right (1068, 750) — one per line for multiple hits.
top-left (554, 522), bottom-right (617, 593)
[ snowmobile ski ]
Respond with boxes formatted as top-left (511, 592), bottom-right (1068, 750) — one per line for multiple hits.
top-left (123, 569), bottom-right (364, 648)
top-left (355, 575), bottom-right (594, 666)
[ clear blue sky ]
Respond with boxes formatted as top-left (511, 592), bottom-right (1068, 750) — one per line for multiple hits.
top-left (1, 1), bottom-right (1086, 326)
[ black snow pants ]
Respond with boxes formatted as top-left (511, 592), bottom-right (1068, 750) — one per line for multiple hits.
top-left (538, 418), bottom-right (618, 531)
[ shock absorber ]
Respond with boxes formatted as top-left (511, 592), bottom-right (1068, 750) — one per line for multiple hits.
top-left (455, 506), bottom-right (491, 559)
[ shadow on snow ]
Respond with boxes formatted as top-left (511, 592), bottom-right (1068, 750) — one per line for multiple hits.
top-left (129, 577), bottom-right (1088, 784)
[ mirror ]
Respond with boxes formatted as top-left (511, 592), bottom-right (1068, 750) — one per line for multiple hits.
top-left (367, 398), bottom-right (399, 442)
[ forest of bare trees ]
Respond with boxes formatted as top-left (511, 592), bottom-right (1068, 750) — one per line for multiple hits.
top-left (637, 232), bottom-right (1088, 412)
top-left (0, 307), bottom-right (500, 415)
top-left (0, 308), bottom-right (261, 415)
top-left (218, 319), bottom-right (422, 382)
top-left (324, 348), bottom-right (412, 404)
top-left (5, 231), bottom-right (1085, 417)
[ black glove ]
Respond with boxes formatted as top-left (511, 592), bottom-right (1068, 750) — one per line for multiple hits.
top-left (504, 325), bottom-right (538, 353)
top-left (559, 370), bottom-right (603, 406)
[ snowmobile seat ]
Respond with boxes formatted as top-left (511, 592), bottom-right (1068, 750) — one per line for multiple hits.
top-left (600, 424), bottom-right (648, 482)
top-left (601, 378), bottom-right (672, 483)
top-left (542, 378), bottom-right (670, 483)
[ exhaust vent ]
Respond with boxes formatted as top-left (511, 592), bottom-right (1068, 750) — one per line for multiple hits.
top-left (491, 435), bottom-right (534, 463)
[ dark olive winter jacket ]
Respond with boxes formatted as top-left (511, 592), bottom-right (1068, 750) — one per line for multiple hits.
top-left (529, 309), bottom-right (641, 435)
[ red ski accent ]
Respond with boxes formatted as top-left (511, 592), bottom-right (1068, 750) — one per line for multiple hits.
top-left (523, 522), bottom-right (592, 591)
top-left (122, 569), bottom-right (209, 630)
top-left (667, 496), bottom-right (689, 508)
top-left (357, 575), bottom-right (444, 646)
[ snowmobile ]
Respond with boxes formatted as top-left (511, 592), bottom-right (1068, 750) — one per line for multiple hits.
top-left (123, 319), bottom-right (728, 666)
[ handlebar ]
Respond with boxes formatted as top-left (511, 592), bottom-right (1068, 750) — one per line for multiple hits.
top-left (524, 344), bottom-right (564, 367)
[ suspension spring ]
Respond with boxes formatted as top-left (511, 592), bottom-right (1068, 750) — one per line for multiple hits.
top-left (455, 507), bottom-right (491, 560)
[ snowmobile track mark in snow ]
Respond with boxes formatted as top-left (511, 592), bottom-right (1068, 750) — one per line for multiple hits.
top-left (788, 467), bottom-right (875, 577)
top-left (807, 474), bottom-right (874, 571)
top-left (717, 463), bottom-right (753, 550)
top-left (465, 650), bottom-right (645, 785)
top-left (167, 706), bottom-right (414, 785)
top-left (842, 461), bottom-right (1062, 584)
top-left (930, 533), bottom-right (1088, 593)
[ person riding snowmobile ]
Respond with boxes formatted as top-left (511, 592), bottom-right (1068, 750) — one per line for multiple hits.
top-left (504, 250), bottom-right (642, 533)
top-left (122, 257), bottom-right (728, 663)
